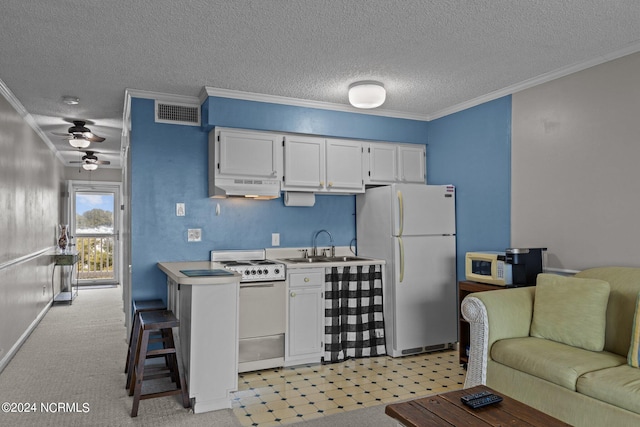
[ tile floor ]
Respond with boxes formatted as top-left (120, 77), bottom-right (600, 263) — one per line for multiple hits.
top-left (231, 349), bottom-right (465, 426)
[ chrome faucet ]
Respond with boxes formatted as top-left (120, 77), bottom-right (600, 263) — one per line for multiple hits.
top-left (312, 229), bottom-right (335, 257)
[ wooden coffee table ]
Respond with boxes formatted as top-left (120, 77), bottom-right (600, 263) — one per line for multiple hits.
top-left (385, 385), bottom-right (571, 426)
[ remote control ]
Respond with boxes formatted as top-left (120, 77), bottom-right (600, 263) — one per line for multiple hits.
top-left (460, 390), bottom-right (492, 403)
top-left (463, 393), bottom-right (503, 409)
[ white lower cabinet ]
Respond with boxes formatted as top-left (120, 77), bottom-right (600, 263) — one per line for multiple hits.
top-left (285, 269), bottom-right (324, 366)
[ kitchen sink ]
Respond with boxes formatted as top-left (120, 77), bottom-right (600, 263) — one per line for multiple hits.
top-left (280, 256), bottom-right (370, 264)
top-left (323, 256), bottom-right (369, 262)
top-left (280, 257), bottom-right (330, 263)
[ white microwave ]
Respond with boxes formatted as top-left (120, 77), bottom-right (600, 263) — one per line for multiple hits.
top-left (465, 251), bottom-right (513, 286)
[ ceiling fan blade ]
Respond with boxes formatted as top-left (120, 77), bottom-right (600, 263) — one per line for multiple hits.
top-left (87, 135), bottom-right (105, 142)
top-left (52, 132), bottom-right (73, 137)
top-left (96, 160), bottom-right (111, 165)
top-left (69, 161), bottom-right (83, 164)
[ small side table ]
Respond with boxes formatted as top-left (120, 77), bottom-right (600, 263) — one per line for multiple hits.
top-left (458, 281), bottom-right (505, 366)
top-left (52, 253), bottom-right (79, 305)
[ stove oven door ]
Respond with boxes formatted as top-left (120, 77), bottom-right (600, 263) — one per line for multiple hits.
top-left (238, 281), bottom-right (286, 372)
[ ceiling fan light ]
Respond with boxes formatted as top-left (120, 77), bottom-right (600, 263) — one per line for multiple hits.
top-left (69, 137), bottom-right (91, 148)
top-left (348, 81), bottom-right (386, 109)
top-left (82, 163), bottom-right (98, 171)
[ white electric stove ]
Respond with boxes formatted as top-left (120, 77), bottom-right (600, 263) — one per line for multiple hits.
top-left (210, 249), bottom-right (286, 373)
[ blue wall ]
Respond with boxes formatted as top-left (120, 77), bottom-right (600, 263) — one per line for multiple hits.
top-left (131, 97), bottom-right (429, 302)
top-left (427, 96), bottom-right (512, 280)
top-left (132, 95), bottom-right (511, 301)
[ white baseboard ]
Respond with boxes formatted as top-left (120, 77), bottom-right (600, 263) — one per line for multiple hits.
top-left (0, 300), bottom-right (52, 373)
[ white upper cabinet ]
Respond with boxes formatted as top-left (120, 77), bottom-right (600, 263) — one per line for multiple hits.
top-left (364, 142), bottom-right (426, 185)
top-left (398, 144), bottom-right (426, 183)
top-left (282, 135), bottom-right (325, 190)
top-left (283, 136), bottom-right (364, 193)
top-left (365, 142), bottom-right (397, 184)
top-left (214, 128), bottom-right (282, 180)
top-left (325, 139), bottom-right (364, 192)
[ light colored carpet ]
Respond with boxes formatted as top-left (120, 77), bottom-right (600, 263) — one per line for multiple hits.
top-left (0, 286), bottom-right (401, 426)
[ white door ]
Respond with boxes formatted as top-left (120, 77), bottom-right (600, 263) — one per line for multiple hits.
top-left (283, 135), bottom-right (324, 190)
top-left (392, 184), bottom-right (456, 236)
top-left (398, 145), bottom-right (426, 184)
top-left (70, 181), bottom-right (121, 285)
top-left (392, 235), bottom-right (457, 350)
top-left (325, 139), bottom-right (364, 192)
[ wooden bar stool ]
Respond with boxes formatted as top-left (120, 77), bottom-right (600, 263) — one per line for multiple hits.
top-left (129, 310), bottom-right (189, 417)
top-left (125, 299), bottom-right (166, 387)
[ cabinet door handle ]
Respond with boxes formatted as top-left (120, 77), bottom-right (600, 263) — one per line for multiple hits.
top-left (290, 292), bottom-right (296, 297)
top-left (304, 277), bottom-right (310, 282)
top-left (328, 181), bottom-right (333, 187)
top-left (319, 181), bottom-right (325, 187)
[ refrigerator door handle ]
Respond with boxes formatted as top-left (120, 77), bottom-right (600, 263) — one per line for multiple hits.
top-left (398, 236), bottom-right (404, 283)
top-left (397, 190), bottom-right (404, 236)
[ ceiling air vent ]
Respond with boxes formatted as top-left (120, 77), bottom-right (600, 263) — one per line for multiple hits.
top-left (155, 100), bottom-right (201, 126)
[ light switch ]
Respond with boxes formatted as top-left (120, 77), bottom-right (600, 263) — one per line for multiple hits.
top-left (272, 233), bottom-right (280, 246)
top-left (176, 203), bottom-right (185, 216)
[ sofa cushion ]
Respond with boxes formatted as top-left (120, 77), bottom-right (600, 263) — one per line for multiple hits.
top-left (491, 337), bottom-right (625, 391)
top-left (531, 273), bottom-right (610, 351)
top-left (629, 292), bottom-right (640, 368)
top-left (577, 364), bottom-right (640, 414)
top-left (575, 267), bottom-right (640, 356)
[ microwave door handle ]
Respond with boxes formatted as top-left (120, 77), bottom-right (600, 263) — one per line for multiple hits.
top-left (397, 190), bottom-right (404, 237)
top-left (399, 236), bottom-right (404, 283)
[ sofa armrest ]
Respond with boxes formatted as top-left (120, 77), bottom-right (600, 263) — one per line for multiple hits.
top-left (461, 286), bottom-right (535, 388)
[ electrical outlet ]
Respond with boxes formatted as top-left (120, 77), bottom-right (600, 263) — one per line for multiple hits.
top-left (272, 233), bottom-right (280, 246)
top-left (187, 228), bottom-right (201, 242)
top-left (176, 203), bottom-right (185, 216)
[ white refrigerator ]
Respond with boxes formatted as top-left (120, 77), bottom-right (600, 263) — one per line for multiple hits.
top-left (356, 184), bottom-right (457, 357)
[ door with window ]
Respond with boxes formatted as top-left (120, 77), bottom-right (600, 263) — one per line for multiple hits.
top-left (71, 182), bottom-right (121, 285)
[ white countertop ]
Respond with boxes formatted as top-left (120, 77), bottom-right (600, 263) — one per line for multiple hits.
top-left (157, 261), bottom-right (241, 285)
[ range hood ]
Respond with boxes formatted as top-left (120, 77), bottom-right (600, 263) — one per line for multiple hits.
top-left (209, 177), bottom-right (281, 199)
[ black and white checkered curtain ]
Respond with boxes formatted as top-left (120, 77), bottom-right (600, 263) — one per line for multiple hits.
top-left (324, 264), bottom-right (386, 363)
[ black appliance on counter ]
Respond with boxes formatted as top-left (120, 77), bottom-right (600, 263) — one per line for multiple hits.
top-left (505, 247), bottom-right (547, 286)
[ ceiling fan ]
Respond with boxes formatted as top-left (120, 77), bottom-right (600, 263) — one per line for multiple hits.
top-left (52, 120), bottom-right (105, 148)
top-left (70, 150), bottom-right (111, 170)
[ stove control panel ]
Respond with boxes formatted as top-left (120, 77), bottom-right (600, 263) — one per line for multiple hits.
top-left (220, 260), bottom-right (286, 282)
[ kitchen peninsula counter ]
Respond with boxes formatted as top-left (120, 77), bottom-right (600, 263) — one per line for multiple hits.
top-left (157, 260), bottom-right (241, 285)
top-left (157, 261), bottom-right (240, 414)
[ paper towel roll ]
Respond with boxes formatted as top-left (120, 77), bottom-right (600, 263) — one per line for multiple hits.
top-left (284, 192), bottom-right (315, 207)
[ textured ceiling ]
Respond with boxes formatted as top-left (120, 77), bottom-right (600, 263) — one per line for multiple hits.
top-left (2, 1), bottom-right (640, 169)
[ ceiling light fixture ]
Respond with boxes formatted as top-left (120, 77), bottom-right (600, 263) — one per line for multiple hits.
top-left (62, 96), bottom-right (80, 105)
top-left (82, 163), bottom-right (98, 171)
top-left (348, 81), bottom-right (386, 109)
top-left (68, 135), bottom-right (91, 149)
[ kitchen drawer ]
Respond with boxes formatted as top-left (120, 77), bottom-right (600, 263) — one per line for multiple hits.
top-left (288, 269), bottom-right (323, 288)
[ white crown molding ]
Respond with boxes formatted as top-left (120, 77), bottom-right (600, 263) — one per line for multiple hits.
top-left (125, 88), bottom-right (201, 106)
top-left (427, 41), bottom-right (640, 120)
top-left (0, 77), bottom-right (65, 165)
top-left (201, 87), bottom-right (430, 121)
top-left (130, 42), bottom-right (640, 127)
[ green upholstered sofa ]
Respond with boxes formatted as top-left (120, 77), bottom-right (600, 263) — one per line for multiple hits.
top-left (461, 267), bottom-right (640, 427)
